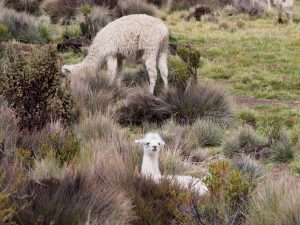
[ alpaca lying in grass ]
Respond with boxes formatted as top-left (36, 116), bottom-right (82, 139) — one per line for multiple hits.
top-left (62, 14), bottom-right (169, 94)
top-left (135, 133), bottom-right (208, 196)
top-left (275, 0), bottom-right (294, 24)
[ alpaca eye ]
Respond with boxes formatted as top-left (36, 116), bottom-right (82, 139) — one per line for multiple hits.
top-left (146, 143), bottom-right (150, 145)
top-left (158, 143), bottom-right (160, 145)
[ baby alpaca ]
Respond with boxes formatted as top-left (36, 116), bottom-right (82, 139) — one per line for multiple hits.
top-left (62, 14), bottom-right (169, 94)
top-left (135, 133), bottom-right (208, 196)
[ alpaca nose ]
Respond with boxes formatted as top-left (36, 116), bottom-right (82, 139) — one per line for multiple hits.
top-left (153, 146), bottom-right (157, 151)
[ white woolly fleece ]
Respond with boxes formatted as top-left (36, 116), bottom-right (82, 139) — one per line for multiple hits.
top-left (62, 14), bottom-right (169, 93)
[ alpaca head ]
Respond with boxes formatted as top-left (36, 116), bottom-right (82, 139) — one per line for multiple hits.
top-left (135, 132), bottom-right (165, 155)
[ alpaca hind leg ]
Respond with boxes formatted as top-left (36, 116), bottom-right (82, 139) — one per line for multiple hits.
top-left (145, 56), bottom-right (158, 94)
top-left (277, 3), bottom-right (284, 23)
top-left (158, 51), bottom-right (168, 90)
top-left (107, 55), bottom-right (118, 84)
top-left (286, 7), bottom-right (293, 24)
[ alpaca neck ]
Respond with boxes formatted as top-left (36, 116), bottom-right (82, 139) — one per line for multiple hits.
top-left (141, 150), bottom-right (161, 179)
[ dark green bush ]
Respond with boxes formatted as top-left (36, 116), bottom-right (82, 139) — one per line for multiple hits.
top-left (0, 45), bottom-right (76, 131)
top-left (0, 23), bottom-right (10, 42)
top-left (40, 131), bottom-right (80, 164)
top-left (176, 46), bottom-right (201, 82)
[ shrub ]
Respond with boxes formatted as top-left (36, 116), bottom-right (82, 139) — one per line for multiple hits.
top-left (190, 119), bottom-right (224, 147)
top-left (179, 161), bottom-right (253, 225)
top-left (14, 169), bottom-right (134, 225)
top-left (165, 0), bottom-right (199, 11)
top-left (245, 175), bottom-right (300, 225)
top-left (5, 0), bottom-right (43, 14)
top-left (80, 5), bottom-right (112, 39)
top-left (71, 70), bottom-right (126, 115)
top-left (116, 87), bottom-right (171, 126)
top-left (0, 23), bottom-right (10, 41)
top-left (39, 130), bottom-right (81, 164)
top-left (0, 156), bottom-right (26, 224)
top-left (271, 139), bottom-right (294, 163)
top-left (122, 67), bottom-right (149, 87)
top-left (0, 106), bottom-right (19, 151)
top-left (176, 46), bottom-right (201, 82)
top-left (117, 0), bottom-right (159, 17)
top-left (0, 8), bottom-right (48, 43)
top-left (233, 0), bottom-right (267, 17)
top-left (161, 84), bottom-right (233, 126)
top-left (168, 55), bottom-right (190, 88)
top-left (41, 0), bottom-right (79, 23)
top-left (0, 45), bottom-right (76, 131)
top-left (231, 155), bottom-right (264, 181)
top-left (223, 126), bottom-right (268, 159)
top-left (236, 107), bottom-right (258, 126)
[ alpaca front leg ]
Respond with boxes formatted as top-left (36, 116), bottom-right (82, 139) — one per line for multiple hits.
top-left (286, 7), bottom-right (293, 24)
top-left (107, 55), bottom-right (118, 84)
top-left (145, 57), bottom-right (158, 94)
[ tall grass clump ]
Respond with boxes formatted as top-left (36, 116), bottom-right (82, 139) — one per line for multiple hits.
top-left (190, 119), bottom-right (224, 147)
top-left (245, 175), bottom-right (300, 225)
top-left (223, 126), bottom-right (268, 159)
top-left (14, 169), bottom-right (134, 225)
top-left (161, 84), bottom-right (233, 126)
top-left (116, 87), bottom-right (170, 126)
top-left (5, 0), bottom-right (43, 14)
top-left (0, 8), bottom-right (49, 43)
top-left (41, 0), bottom-right (79, 23)
top-left (233, 0), bottom-right (267, 17)
top-left (79, 5), bottom-right (112, 39)
top-left (0, 45), bottom-right (76, 131)
top-left (117, 0), bottom-right (159, 17)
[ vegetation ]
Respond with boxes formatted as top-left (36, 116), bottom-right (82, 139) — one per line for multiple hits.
top-left (0, 0), bottom-right (300, 224)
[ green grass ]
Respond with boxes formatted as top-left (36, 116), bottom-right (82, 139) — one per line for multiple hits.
top-left (168, 5), bottom-right (300, 102)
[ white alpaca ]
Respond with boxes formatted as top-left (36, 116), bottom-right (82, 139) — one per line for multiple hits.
top-left (61, 14), bottom-right (169, 94)
top-left (274, 0), bottom-right (294, 24)
top-left (135, 133), bottom-right (208, 196)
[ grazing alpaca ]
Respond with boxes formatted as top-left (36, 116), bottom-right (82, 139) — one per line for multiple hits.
top-left (275, 0), bottom-right (294, 24)
top-left (135, 133), bottom-right (208, 196)
top-left (61, 14), bottom-right (169, 94)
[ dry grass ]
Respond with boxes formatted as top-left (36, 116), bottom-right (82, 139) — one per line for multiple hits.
top-left (117, 0), bottom-right (159, 17)
top-left (245, 174), bottom-right (300, 225)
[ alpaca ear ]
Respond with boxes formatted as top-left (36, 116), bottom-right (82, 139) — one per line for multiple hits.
top-left (135, 139), bottom-right (144, 145)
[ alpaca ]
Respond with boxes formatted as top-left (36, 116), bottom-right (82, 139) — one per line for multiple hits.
top-left (61, 14), bottom-right (169, 94)
top-left (135, 133), bottom-right (208, 196)
top-left (274, 0), bottom-right (294, 24)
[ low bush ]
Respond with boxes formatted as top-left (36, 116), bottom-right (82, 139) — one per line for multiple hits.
top-left (80, 5), bottom-right (112, 39)
top-left (161, 84), bottom-right (233, 125)
top-left (41, 0), bottom-right (79, 23)
top-left (117, 0), bottom-right (159, 17)
top-left (0, 45), bottom-right (76, 131)
top-left (0, 23), bottom-right (10, 42)
top-left (233, 0), bottom-right (267, 17)
top-left (71, 71), bottom-right (126, 115)
top-left (0, 8), bottom-right (49, 43)
top-left (5, 0), bottom-right (43, 14)
top-left (223, 126), bottom-right (268, 159)
top-left (236, 107), bottom-right (258, 126)
top-left (231, 155), bottom-right (264, 181)
top-left (245, 175), bottom-right (300, 225)
top-left (190, 119), bottom-right (224, 147)
top-left (178, 161), bottom-right (253, 225)
top-left (116, 87), bottom-right (170, 126)
top-left (14, 169), bottom-right (134, 225)
top-left (116, 84), bottom-right (232, 126)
